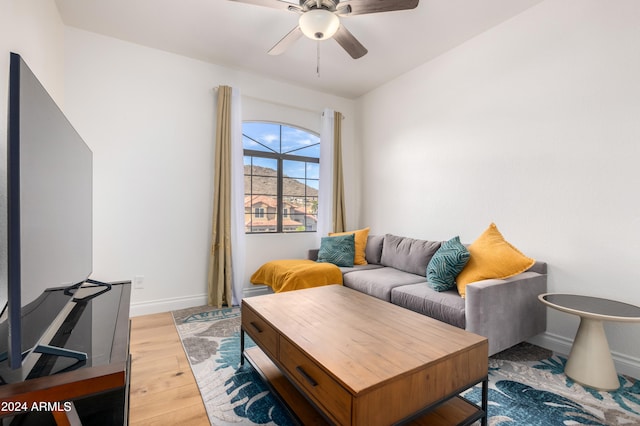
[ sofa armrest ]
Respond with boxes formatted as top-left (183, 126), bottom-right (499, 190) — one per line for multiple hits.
top-left (527, 260), bottom-right (547, 274)
top-left (308, 249), bottom-right (319, 261)
top-left (465, 271), bottom-right (547, 356)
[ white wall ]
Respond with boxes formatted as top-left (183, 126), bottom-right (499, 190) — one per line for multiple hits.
top-left (358, 0), bottom-right (640, 377)
top-left (0, 0), bottom-right (66, 305)
top-left (63, 28), bottom-right (358, 315)
top-left (0, 0), bottom-right (66, 108)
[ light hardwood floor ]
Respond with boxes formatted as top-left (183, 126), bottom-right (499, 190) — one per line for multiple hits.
top-left (129, 312), bottom-right (209, 425)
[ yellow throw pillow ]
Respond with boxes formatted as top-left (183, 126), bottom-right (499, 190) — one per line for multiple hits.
top-left (456, 223), bottom-right (535, 298)
top-left (329, 227), bottom-right (370, 265)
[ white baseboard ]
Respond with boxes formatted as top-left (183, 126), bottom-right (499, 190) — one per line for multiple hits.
top-left (243, 285), bottom-right (272, 298)
top-left (130, 293), bottom-right (208, 317)
top-left (129, 287), bottom-right (273, 317)
top-left (528, 332), bottom-right (640, 380)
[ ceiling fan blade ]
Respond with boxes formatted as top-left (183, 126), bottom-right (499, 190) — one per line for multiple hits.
top-left (227, 0), bottom-right (301, 12)
top-left (268, 26), bottom-right (304, 55)
top-left (333, 24), bottom-right (368, 59)
top-left (337, 0), bottom-right (419, 16)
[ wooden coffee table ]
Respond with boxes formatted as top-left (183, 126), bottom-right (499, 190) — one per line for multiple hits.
top-left (241, 285), bottom-right (488, 425)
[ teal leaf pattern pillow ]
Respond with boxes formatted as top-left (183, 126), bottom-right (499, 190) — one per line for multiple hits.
top-left (427, 236), bottom-right (470, 292)
top-left (317, 234), bottom-right (355, 267)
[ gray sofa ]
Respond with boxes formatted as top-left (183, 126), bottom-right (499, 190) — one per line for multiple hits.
top-left (310, 234), bottom-right (547, 356)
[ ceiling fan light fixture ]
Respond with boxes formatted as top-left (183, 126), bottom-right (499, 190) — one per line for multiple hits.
top-left (299, 9), bottom-right (340, 40)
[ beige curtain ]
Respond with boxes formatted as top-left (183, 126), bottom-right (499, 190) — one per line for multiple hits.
top-left (332, 111), bottom-right (346, 233)
top-left (208, 86), bottom-right (233, 308)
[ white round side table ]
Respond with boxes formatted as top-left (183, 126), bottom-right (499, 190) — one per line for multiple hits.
top-left (539, 293), bottom-right (640, 391)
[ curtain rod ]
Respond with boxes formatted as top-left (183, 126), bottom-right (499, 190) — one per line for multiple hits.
top-left (213, 87), bottom-right (345, 119)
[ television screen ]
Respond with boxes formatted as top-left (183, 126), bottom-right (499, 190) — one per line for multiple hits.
top-left (2, 52), bottom-right (93, 369)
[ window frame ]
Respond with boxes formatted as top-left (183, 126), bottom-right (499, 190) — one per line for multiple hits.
top-left (243, 122), bottom-right (320, 234)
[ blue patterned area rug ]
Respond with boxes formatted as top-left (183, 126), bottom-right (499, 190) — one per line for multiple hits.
top-left (172, 306), bottom-right (640, 426)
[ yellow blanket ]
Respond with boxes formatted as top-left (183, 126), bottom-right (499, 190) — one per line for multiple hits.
top-left (250, 259), bottom-right (343, 293)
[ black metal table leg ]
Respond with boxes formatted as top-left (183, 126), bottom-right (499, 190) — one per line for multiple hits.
top-left (240, 326), bottom-right (245, 366)
top-left (481, 377), bottom-right (488, 426)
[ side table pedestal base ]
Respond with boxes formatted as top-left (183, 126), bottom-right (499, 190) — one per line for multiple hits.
top-left (565, 317), bottom-right (619, 391)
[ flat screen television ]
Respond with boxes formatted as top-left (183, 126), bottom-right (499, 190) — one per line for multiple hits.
top-left (1, 52), bottom-right (93, 370)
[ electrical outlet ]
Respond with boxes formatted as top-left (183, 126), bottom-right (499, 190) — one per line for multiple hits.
top-left (134, 275), bottom-right (145, 289)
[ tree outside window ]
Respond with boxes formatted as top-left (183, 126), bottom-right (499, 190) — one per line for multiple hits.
top-left (243, 122), bottom-right (319, 233)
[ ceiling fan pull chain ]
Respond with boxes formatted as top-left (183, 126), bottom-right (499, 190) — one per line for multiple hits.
top-left (317, 41), bottom-right (320, 78)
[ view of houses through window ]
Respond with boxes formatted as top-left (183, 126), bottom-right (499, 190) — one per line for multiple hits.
top-left (243, 122), bottom-right (319, 233)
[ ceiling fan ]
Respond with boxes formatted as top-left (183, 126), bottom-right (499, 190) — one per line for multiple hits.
top-left (228, 0), bottom-right (419, 59)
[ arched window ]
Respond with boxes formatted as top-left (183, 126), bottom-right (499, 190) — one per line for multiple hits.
top-left (243, 122), bottom-right (320, 233)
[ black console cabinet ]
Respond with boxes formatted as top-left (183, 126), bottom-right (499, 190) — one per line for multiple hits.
top-left (0, 281), bottom-right (131, 425)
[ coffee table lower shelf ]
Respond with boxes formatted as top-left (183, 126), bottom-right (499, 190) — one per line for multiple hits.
top-left (243, 346), bottom-right (486, 426)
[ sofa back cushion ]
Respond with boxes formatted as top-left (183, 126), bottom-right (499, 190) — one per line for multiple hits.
top-left (380, 234), bottom-right (441, 276)
top-left (365, 234), bottom-right (385, 265)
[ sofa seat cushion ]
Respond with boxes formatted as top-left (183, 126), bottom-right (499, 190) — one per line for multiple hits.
top-left (391, 284), bottom-right (466, 329)
top-left (339, 264), bottom-right (385, 275)
top-left (343, 267), bottom-right (427, 302)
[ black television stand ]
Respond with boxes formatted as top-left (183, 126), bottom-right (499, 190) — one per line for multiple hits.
top-left (0, 281), bottom-right (131, 425)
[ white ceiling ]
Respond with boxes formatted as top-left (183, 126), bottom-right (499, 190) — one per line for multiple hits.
top-left (55, 0), bottom-right (543, 99)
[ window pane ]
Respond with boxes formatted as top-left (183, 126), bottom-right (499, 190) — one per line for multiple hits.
top-left (284, 212), bottom-right (306, 232)
top-left (308, 197), bottom-right (318, 216)
top-left (242, 135), bottom-right (271, 153)
top-left (254, 177), bottom-right (277, 197)
top-left (245, 154), bottom-right (279, 233)
top-left (289, 145), bottom-right (320, 157)
top-left (281, 126), bottom-right (320, 155)
top-left (248, 156), bottom-right (277, 171)
top-left (246, 203), bottom-right (277, 233)
top-left (285, 213), bottom-right (317, 233)
top-left (305, 178), bottom-right (319, 191)
top-left (306, 163), bottom-right (319, 180)
top-left (283, 178), bottom-right (306, 197)
top-left (245, 156), bottom-right (278, 197)
top-left (248, 217), bottom-right (277, 233)
top-left (243, 122), bottom-right (281, 153)
top-left (283, 160), bottom-right (306, 179)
